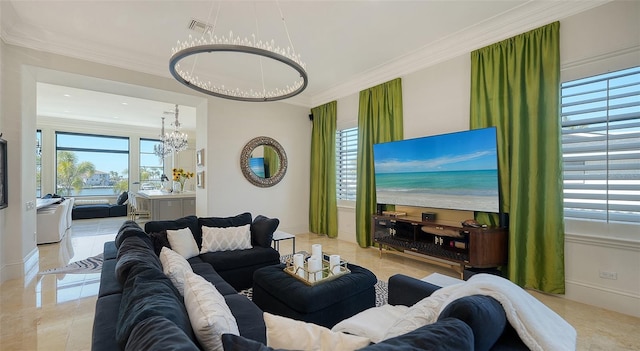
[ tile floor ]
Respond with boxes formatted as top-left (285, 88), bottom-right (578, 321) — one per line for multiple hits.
top-left (1, 217), bottom-right (639, 350)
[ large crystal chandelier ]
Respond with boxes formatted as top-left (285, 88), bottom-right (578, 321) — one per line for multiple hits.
top-left (153, 116), bottom-right (171, 159)
top-left (164, 104), bottom-right (189, 153)
top-left (169, 1), bottom-right (307, 102)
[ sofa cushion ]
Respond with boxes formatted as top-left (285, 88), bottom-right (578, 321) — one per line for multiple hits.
top-left (98, 259), bottom-right (121, 297)
top-left (148, 230), bottom-right (171, 256)
top-left (160, 247), bottom-right (194, 295)
top-left (116, 264), bottom-right (194, 349)
top-left (201, 224), bottom-right (252, 253)
top-left (198, 212), bottom-right (252, 246)
top-left (191, 263), bottom-right (238, 296)
top-left (117, 191), bottom-right (129, 205)
top-left (92, 293), bottom-right (122, 351)
top-left (224, 294), bottom-right (267, 344)
top-left (221, 333), bottom-right (276, 351)
top-left (199, 246), bottom-right (279, 272)
top-left (114, 220), bottom-right (149, 249)
top-left (359, 317), bottom-right (474, 350)
top-left (145, 215), bottom-right (200, 246)
top-left (250, 215), bottom-right (279, 248)
top-left (115, 236), bottom-right (162, 285)
top-left (167, 227), bottom-right (200, 259)
top-left (183, 271), bottom-right (240, 351)
top-left (264, 312), bottom-right (370, 351)
top-left (109, 204), bottom-right (127, 217)
top-left (72, 204), bottom-right (110, 220)
top-left (437, 295), bottom-right (507, 351)
top-left (125, 316), bottom-right (200, 351)
top-left (103, 241), bottom-right (118, 260)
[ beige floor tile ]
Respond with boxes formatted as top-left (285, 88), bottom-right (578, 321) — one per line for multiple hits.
top-left (1, 217), bottom-right (639, 350)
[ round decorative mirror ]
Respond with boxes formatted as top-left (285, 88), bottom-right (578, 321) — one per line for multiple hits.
top-left (240, 136), bottom-right (288, 187)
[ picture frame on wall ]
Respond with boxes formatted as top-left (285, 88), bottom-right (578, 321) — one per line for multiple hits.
top-left (0, 138), bottom-right (7, 209)
top-left (196, 148), bottom-right (204, 166)
top-left (197, 171), bottom-right (204, 188)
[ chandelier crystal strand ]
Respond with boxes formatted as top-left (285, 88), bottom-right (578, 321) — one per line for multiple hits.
top-left (169, 2), bottom-right (307, 102)
top-left (153, 116), bottom-right (171, 159)
top-left (164, 104), bottom-right (189, 153)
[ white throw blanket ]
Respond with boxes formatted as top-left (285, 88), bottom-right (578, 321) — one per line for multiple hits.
top-left (430, 274), bottom-right (576, 351)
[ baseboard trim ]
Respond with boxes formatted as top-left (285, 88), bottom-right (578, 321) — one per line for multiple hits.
top-left (565, 279), bottom-right (640, 318)
top-left (23, 248), bottom-right (39, 286)
top-left (0, 248), bottom-right (39, 286)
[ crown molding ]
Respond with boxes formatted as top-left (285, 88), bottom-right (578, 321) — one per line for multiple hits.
top-left (309, 0), bottom-right (610, 107)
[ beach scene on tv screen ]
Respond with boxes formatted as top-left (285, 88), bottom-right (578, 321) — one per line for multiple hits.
top-left (374, 128), bottom-right (500, 213)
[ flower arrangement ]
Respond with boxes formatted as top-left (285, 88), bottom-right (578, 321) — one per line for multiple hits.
top-left (173, 168), bottom-right (194, 192)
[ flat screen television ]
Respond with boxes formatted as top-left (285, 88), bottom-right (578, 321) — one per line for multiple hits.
top-left (373, 127), bottom-right (500, 213)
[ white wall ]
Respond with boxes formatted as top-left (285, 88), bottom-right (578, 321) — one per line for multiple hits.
top-left (336, 1), bottom-right (640, 317)
top-left (202, 99), bottom-right (311, 234)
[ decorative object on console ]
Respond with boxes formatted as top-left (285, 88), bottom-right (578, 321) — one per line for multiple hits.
top-left (173, 167), bottom-right (194, 192)
top-left (169, 2), bottom-right (307, 102)
top-left (422, 212), bottom-right (436, 221)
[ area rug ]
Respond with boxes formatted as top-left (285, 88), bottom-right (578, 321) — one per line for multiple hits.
top-left (38, 253), bottom-right (104, 275)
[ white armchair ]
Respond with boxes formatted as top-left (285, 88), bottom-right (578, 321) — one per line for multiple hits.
top-left (37, 199), bottom-right (70, 244)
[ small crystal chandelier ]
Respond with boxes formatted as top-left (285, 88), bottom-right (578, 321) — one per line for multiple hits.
top-left (164, 104), bottom-right (189, 153)
top-left (169, 1), bottom-right (308, 102)
top-left (153, 116), bottom-right (171, 159)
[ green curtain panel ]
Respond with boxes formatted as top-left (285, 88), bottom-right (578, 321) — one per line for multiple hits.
top-left (356, 78), bottom-right (404, 247)
top-left (309, 101), bottom-right (338, 237)
top-left (263, 145), bottom-right (279, 178)
top-left (470, 22), bottom-right (565, 293)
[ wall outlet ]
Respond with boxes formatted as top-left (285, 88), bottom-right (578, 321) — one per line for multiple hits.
top-left (599, 270), bottom-right (618, 280)
top-left (26, 201), bottom-right (35, 211)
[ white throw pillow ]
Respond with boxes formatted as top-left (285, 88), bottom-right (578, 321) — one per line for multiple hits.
top-left (200, 224), bottom-right (252, 253)
top-left (331, 304), bottom-right (409, 343)
top-left (383, 293), bottom-right (449, 340)
top-left (166, 227), bottom-right (199, 259)
top-left (159, 247), bottom-right (193, 295)
top-left (264, 312), bottom-right (370, 351)
top-left (183, 271), bottom-right (239, 351)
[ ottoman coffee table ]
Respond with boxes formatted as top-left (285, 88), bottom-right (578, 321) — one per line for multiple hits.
top-left (252, 262), bottom-right (377, 328)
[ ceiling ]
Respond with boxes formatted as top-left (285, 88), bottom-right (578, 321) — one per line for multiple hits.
top-left (1, 1), bottom-right (608, 130)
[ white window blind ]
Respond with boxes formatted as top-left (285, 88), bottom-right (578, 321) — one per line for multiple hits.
top-left (336, 127), bottom-right (358, 201)
top-left (561, 66), bottom-right (640, 225)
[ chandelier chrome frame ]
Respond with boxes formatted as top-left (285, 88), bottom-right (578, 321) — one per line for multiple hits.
top-left (164, 104), bottom-right (189, 153)
top-left (169, 2), bottom-right (308, 102)
top-left (154, 104), bottom-right (188, 159)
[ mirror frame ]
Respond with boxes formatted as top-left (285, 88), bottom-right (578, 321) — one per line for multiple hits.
top-left (240, 136), bottom-right (288, 187)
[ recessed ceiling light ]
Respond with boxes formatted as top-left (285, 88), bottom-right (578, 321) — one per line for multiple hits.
top-left (63, 94), bottom-right (71, 97)
top-left (121, 102), bottom-right (128, 105)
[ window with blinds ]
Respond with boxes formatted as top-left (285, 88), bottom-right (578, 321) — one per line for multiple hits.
top-left (336, 127), bottom-right (358, 201)
top-left (561, 66), bottom-right (640, 225)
